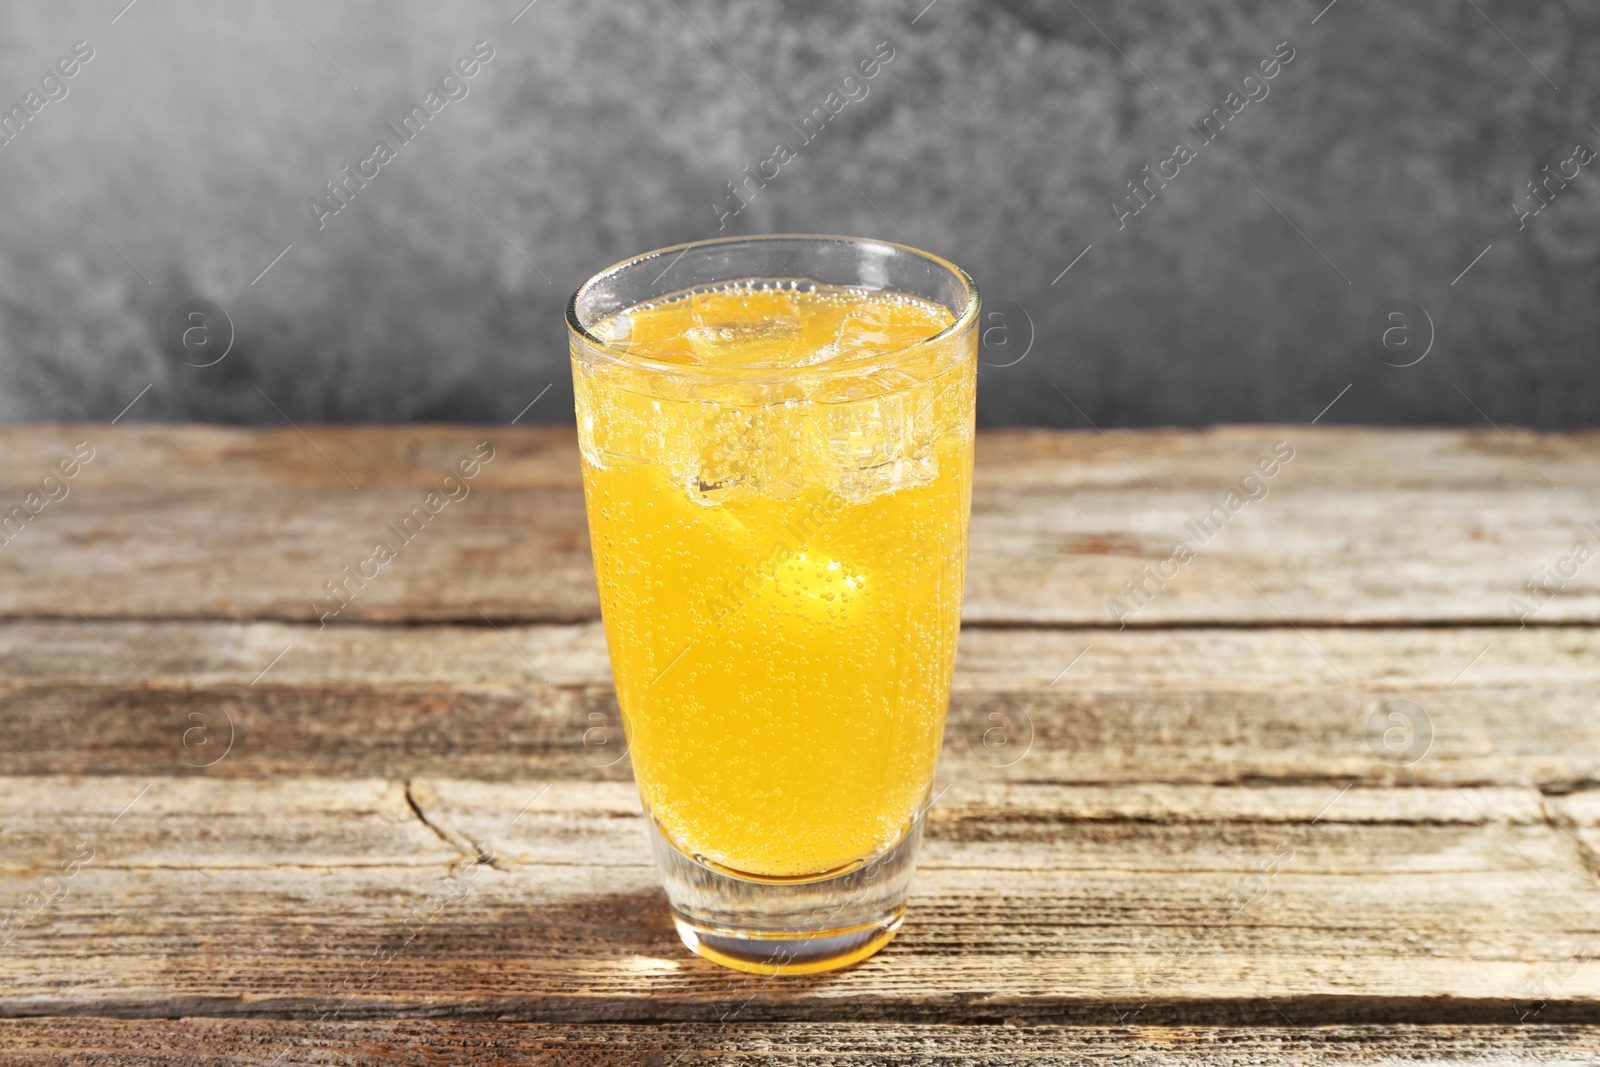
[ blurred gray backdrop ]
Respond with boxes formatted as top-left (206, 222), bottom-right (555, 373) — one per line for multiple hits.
top-left (1, 0), bottom-right (1597, 428)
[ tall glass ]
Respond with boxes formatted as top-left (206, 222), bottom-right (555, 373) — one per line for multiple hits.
top-left (567, 235), bottom-right (978, 974)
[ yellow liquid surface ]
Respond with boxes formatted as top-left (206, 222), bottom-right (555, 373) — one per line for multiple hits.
top-left (575, 283), bottom-right (974, 877)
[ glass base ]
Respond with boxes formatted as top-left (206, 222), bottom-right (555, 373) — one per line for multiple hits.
top-left (674, 909), bottom-right (904, 975)
top-left (645, 798), bottom-right (928, 975)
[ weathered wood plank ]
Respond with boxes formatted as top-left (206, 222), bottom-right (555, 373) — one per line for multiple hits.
top-left (1, 426), bottom-right (1597, 624)
top-left (964, 482), bottom-right (1600, 626)
top-left (3, 620), bottom-right (1596, 787)
top-left (0, 425), bottom-right (585, 491)
top-left (3, 424), bottom-right (1595, 1043)
top-left (0, 777), bottom-right (460, 872)
top-left (7, 425), bottom-right (1596, 492)
top-left (975, 427), bottom-right (1600, 492)
top-left (3, 1019), bottom-right (1598, 1065)
top-left (3, 777), bottom-right (1598, 1025)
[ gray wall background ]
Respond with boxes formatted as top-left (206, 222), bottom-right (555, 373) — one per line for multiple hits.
top-left (1, 0), bottom-right (1596, 428)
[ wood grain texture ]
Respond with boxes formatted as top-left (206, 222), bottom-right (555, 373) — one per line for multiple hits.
top-left (5, 425), bottom-right (1599, 1058)
top-left (2, 619), bottom-right (1597, 787)
top-left (3, 777), bottom-right (1599, 1025)
top-left (2, 426), bottom-right (1598, 624)
top-left (3, 1019), bottom-right (1597, 1065)
top-left (7, 424), bottom-right (1596, 492)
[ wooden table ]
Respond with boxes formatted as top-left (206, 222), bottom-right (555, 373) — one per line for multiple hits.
top-left (2, 424), bottom-right (1599, 1064)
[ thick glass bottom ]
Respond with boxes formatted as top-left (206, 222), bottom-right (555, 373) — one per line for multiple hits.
top-left (645, 795), bottom-right (928, 975)
top-left (674, 910), bottom-right (904, 975)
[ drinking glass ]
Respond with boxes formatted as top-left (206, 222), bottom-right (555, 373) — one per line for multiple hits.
top-left (567, 235), bottom-right (978, 974)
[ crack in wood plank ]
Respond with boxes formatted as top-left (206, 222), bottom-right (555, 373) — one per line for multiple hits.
top-left (404, 779), bottom-right (497, 869)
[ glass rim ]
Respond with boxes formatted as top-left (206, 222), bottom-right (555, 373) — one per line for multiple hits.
top-left (565, 233), bottom-right (981, 380)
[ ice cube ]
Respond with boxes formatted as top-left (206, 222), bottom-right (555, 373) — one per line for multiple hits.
top-left (817, 389), bottom-right (939, 503)
top-left (825, 295), bottom-right (950, 366)
top-left (685, 287), bottom-right (804, 367)
top-left (830, 302), bottom-right (900, 357)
